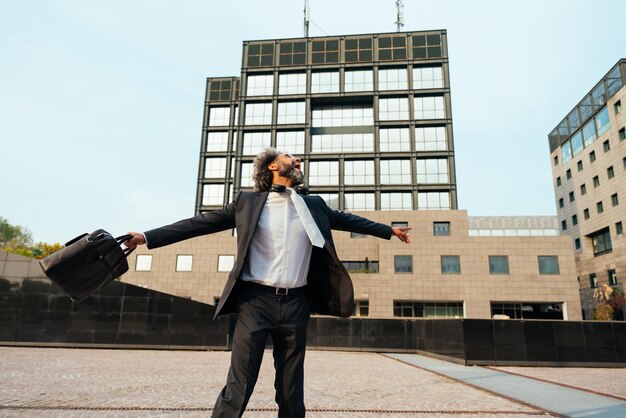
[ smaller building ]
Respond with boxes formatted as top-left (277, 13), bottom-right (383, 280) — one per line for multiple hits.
top-left (123, 210), bottom-right (582, 320)
top-left (548, 59), bottom-right (625, 319)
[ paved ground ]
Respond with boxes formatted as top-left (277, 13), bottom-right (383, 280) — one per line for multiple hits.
top-left (0, 347), bottom-right (624, 417)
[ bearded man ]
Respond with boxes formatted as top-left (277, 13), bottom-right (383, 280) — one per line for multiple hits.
top-left (125, 148), bottom-right (411, 418)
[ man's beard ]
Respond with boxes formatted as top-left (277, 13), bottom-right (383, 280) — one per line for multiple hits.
top-left (278, 162), bottom-right (304, 186)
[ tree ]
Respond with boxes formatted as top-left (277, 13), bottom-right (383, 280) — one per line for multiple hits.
top-left (0, 217), bottom-right (62, 259)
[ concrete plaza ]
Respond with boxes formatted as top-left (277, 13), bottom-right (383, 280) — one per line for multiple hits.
top-left (0, 347), bottom-right (625, 417)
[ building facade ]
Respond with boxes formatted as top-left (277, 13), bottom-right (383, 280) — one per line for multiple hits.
top-left (548, 59), bottom-right (626, 319)
top-left (196, 30), bottom-right (457, 213)
top-left (121, 31), bottom-right (583, 321)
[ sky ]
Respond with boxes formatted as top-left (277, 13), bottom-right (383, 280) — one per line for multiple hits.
top-left (1, 0), bottom-right (625, 244)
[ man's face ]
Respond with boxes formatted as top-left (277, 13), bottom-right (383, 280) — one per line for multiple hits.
top-left (274, 154), bottom-right (304, 186)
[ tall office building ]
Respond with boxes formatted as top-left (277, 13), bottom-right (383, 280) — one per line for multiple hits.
top-left (196, 30), bottom-right (457, 214)
top-left (122, 31), bottom-right (582, 320)
top-left (548, 59), bottom-right (625, 319)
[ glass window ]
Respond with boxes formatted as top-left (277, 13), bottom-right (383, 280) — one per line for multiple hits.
top-left (394, 255), bottom-right (413, 273)
top-left (378, 68), bottom-right (408, 91)
top-left (240, 162), bottom-right (253, 188)
top-left (567, 109), bottom-right (580, 132)
top-left (608, 166), bottom-right (615, 179)
top-left (595, 107), bottom-right (610, 136)
top-left (418, 192), bottom-right (450, 210)
top-left (279, 41), bottom-right (306, 66)
top-left (561, 140), bottom-right (573, 164)
top-left (433, 222), bottom-right (450, 236)
top-left (344, 69), bottom-right (374, 92)
top-left (202, 184), bottom-right (224, 206)
top-left (607, 66), bottom-right (623, 97)
top-left (617, 222), bottom-right (624, 235)
top-left (135, 254), bottom-right (152, 272)
top-left (575, 238), bottom-right (581, 250)
top-left (413, 66), bottom-right (443, 89)
top-left (593, 175), bottom-right (600, 188)
top-left (608, 269), bottom-right (618, 286)
top-left (571, 132), bottom-right (583, 157)
top-left (276, 131), bottom-right (305, 155)
top-left (566, 169), bottom-right (572, 179)
top-left (581, 184), bottom-right (587, 195)
top-left (344, 193), bottom-right (375, 211)
top-left (208, 79), bottom-right (232, 101)
top-left (577, 160), bottom-right (583, 172)
top-left (311, 133), bottom-right (374, 153)
top-left (416, 159), bottom-right (449, 183)
top-left (244, 103), bottom-right (272, 125)
top-left (589, 273), bottom-right (598, 288)
top-left (415, 126), bottom-right (447, 151)
top-left (206, 132), bottom-right (229, 152)
top-left (580, 95), bottom-right (593, 122)
top-left (412, 33), bottom-right (442, 59)
top-left (378, 36), bottom-right (407, 61)
top-left (582, 118), bottom-right (597, 146)
top-left (278, 73), bottom-right (306, 95)
top-left (597, 201), bottom-right (604, 214)
top-left (381, 193), bottom-right (412, 210)
top-left (311, 104), bottom-right (374, 127)
top-left (590, 150), bottom-right (596, 162)
top-left (277, 101), bottom-right (306, 124)
top-left (584, 208), bottom-right (590, 220)
top-left (538, 256), bottom-right (559, 275)
top-left (308, 161), bottom-right (339, 185)
top-left (489, 256), bottom-right (509, 274)
top-left (246, 74), bottom-right (274, 96)
top-left (315, 193), bottom-right (340, 210)
top-left (569, 191), bottom-right (575, 203)
top-left (311, 71), bottom-right (340, 93)
top-left (176, 255), bottom-right (193, 272)
top-left (590, 228), bottom-right (612, 256)
top-left (204, 157), bottom-right (227, 179)
top-left (414, 96), bottom-right (445, 119)
top-left (242, 131), bottom-right (271, 155)
top-left (394, 300), bottom-right (463, 318)
top-left (392, 221), bottom-right (408, 228)
top-left (208, 106), bottom-right (231, 126)
top-left (345, 37), bottom-right (373, 62)
top-left (247, 43), bottom-right (274, 67)
top-left (379, 97), bottom-right (409, 120)
top-left (354, 300), bottom-right (369, 317)
top-left (591, 82), bottom-right (607, 109)
top-left (343, 261), bottom-right (379, 273)
top-left (217, 255), bottom-right (235, 272)
top-left (344, 160), bottom-right (375, 185)
top-left (380, 128), bottom-right (410, 152)
top-left (441, 255), bottom-right (460, 274)
top-left (612, 193), bottom-right (619, 206)
top-left (380, 159), bottom-right (411, 184)
top-left (311, 39), bottom-right (339, 64)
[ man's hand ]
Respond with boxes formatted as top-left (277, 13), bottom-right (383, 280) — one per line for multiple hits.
top-left (124, 232), bottom-right (146, 250)
top-left (392, 227), bottom-right (411, 243)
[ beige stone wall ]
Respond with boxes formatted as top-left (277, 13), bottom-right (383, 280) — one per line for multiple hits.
top-left (122, 210), bottom-right (582, 320)
top-left (0, 250), bottom-right (45, 279)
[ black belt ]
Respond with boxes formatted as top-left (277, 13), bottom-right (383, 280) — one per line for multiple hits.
top-left (244, 281), bottom-right (307, 296)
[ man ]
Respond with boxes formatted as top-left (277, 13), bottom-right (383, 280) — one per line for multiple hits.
top-left (125, 148), bottom-right (411, 418)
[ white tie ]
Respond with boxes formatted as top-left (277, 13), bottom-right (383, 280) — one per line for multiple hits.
top-left (288, 189), bottom-right (325, 248)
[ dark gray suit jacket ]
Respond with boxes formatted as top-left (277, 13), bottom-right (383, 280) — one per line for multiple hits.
top-left (145, 191), bottom-right (393, 318)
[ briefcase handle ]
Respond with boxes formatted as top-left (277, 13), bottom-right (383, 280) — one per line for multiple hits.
top-left (85, 232), bottom-right (135, 257)
top-left (116, 234), bottom-right (135, 257)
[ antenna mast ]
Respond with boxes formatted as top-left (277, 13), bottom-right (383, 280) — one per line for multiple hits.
top-left (304, 0), bottom-right (310, 37)
top-left (395, 0), bottom-right (404, 32)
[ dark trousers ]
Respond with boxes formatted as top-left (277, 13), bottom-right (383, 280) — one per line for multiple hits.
top-left (212, 282), bottom-right (310, 418)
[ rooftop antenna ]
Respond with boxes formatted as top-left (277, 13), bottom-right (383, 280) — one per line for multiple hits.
top-left (304, 0), bottom-right (310, 37)
top-left (395, 0), bottom-right (404, 32)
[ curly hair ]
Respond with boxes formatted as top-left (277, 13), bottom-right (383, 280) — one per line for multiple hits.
top-left (252, 148), bottom-right (282, 192)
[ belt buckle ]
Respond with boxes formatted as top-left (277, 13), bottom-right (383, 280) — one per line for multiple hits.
top-left (275, 287), bottom-right (288, 295)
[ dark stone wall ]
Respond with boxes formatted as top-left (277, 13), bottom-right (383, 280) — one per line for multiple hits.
top-left (0, 276), bottom-right (233, 349)
top-left (2, 276), bottom-right (624, 365)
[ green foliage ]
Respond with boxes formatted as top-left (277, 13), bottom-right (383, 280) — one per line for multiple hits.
top-left (0, 216), bottom-right (62, 259)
